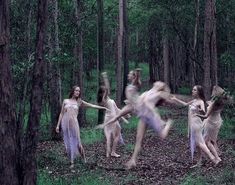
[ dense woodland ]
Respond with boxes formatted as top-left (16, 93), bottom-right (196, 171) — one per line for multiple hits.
top-left (0, 0), bottom-right (235, 184)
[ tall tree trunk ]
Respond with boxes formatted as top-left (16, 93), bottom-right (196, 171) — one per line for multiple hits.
top-left (75, 0), bottom-right (85, 126)
top-left (0, 1), bottom-right (19, 184)
top-left (17, 0), bottom-right (33, 130)
top-left (148, 22), bottom-right (159, 84)
top-left (116, 0), bottom-right (124, 106)
top-left (96, 0), bottom-right (104, 123)
top-left (49, 0), bottom-right (62, 139)
top-left (203, 0), bottom-right (217, 99)
top-left (122, 0), bottom-right (128, 101)
top-left (22, 0), bottom-right (48, 184)
top-left (190, 0), bottom-right (200, 86)
top-left (163, 33), bottom-right (170, 86)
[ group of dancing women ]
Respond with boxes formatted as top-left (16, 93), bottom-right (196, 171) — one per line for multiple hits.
top-left (56, 68), bottom-right (230, 169)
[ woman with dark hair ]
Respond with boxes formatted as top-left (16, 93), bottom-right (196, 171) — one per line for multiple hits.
top-left (97, 72), bottom-right (127, 158)
top-left (196, 85), bottom-right (231, 163)
top-left (171, 85), bottom-right (221, 167)
top-left (56, 86), bottom-right (108, 168)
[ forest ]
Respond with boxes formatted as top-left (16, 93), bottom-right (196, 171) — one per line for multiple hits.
top-left (0, 0), bottom-right (235, 184)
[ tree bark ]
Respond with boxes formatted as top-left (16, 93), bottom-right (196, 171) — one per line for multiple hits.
top-left (122, 0), bottom-right (128, 102)
top-left (22, 0), bottom-right (48, 184)
top-left (203, 0), bottom-right (217, 99)
top-left (163, 33), bottom-right (170, 86)
top-left (116, 0), bottom-right (124, 106)
top-left (75, 0), bottom-right (86, 126)
top-left (48, 0), bottom-right (62, 139)
top-left (0, 1), bottom-right (19, 184)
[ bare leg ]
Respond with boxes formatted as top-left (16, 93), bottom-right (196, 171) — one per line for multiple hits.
top-left (97, 105), bottom-right (133, 128)
top-left (198, 142), bottom-right (219, 164)
top-left (104, 129), bottom-right (112, 158)
top-left (159, 119), bottom-right (172, 139)
top-left (125, 121), bottom-right (147, 169)
top-left (214, 141), bottom-right (221, 156)
top-left (78, 144), bottom-right (86, 163)
top-left (190, 148), bottom-right (202, 168)
top-left (206, 140), bottom-right (221, 162)
top-left (111, 125), bottom-right (121, 157)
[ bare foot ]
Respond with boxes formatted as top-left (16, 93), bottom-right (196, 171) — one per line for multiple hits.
top-left (190, 162), bottom-right (202, 168)
top-left (125, 159), bottom-right (136, 170)
top-left (106, 153), bottom-right (110, 158)
top-left (69, 163), bottom-right (74, 169)
top-left (111, 152), bottom-right (120, 158)
top-left (214, 157), bottom-right (222, 166)
top-left (160, 119), bottom-right (173, 139)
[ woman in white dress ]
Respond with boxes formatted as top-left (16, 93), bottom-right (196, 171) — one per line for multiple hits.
top-left (56, 86), bottom-right (108, 168)
top-left (97, 72), bottom-right (127, 158)
top-left (171, 85), bottom-right (221, 167)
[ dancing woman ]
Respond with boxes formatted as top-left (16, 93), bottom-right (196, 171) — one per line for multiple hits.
top-left (171, 85), bottom-right (221, 166)
top-left (197, 85), bottom-right (231, 163)
top-left (56, 86), bottom-right (108, 168)
top-left (97, 72), bottom-right (127, 158)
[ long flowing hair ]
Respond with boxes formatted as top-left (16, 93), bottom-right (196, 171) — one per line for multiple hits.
top-left (69, 85), bottom-right (81, 100)
top-left (195, 85), bottom-right (206, 110)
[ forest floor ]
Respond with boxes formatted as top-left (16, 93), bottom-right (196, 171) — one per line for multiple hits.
top-left (37, 104), bottom-right (235, 185)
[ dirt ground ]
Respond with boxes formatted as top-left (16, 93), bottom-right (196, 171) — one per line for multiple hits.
top-left (37, 105), bottom-right (235, 185)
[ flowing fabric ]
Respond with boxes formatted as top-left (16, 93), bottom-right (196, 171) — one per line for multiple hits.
top-left (61, 101), bottom-right (81, 161)
top-left (190, 129), bottom-right (196, 161)
top-left (188, 101), bottom-right (204, 160)
top-left (203, 105), bottom-right (223, 142)
top-left (136, 104), bottom-right (164, 134)
top-left (119, 133), bottom-right (125, 145)
top-left (104, 98), bottom-right (123, 143)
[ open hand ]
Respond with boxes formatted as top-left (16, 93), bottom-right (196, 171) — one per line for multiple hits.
top-left (56, 126), bottom-right (60, 133)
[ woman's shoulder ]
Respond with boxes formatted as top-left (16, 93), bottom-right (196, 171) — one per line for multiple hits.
top-left (63, 99), bottom-right (69, 104)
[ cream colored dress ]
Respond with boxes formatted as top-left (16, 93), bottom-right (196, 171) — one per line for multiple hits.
top-left (103, 98), bottom-right (121, 136)
top-left (188, 100), bottom-right (205, 160)
top-left (61, 99), bottom-right (82, 161)
top-left (203, 104), bottom-right (223, 142)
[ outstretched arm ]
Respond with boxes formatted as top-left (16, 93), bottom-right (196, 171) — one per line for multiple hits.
top-left (96, 105), bottom-right (133, 129)
top-left (102, 72), bottom-right (110, 95)
top-left (171, 96), bottom-right (193, 106)
top-left (82, 100), bottom-right (108, 111)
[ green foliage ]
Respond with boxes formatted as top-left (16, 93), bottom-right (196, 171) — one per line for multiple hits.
top-left (37, 169), bottom-right (111, 185)
top-left (219, 52), bottom-right (235, 67)
top-left (178, 87), bottom-right (191, 95)
top-left (181, 174), bottom-right (208, 185)
top-left (80, 128), bottom-right (104, 145)
top-left (173, 118), bottom-right (188, 136)
top-left (219, 119), bottom-right (235, 140)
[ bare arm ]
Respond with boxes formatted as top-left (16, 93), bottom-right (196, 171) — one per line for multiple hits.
top-left (114, 102), bottom-right (129, 124)
top-left (56, 100), bottom-right (66, 133)
top-left (102, 72), bottom-right (110, 95)
top-left (171, 96), bottom-right (194, 106)
top-left (82, 100), bottom-right (108, 111)
top-left (96, 105), bottom-right (132, 129)
top-left (197, 102), bottom-right (213, 119)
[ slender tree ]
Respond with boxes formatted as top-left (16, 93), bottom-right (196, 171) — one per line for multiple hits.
top-left (116, 0), bottom-right (124, 106)
top-left (97, 0), bottom-right (104, 123)
top-left (122, 0), bottom-right (129, 101)
top-left (48, 0), bottom-right (62, 139)
top-left (203, 0), bottom-right (217, 99)
top-left (22, 0), bottom-right (48, 184)
top-left (74, 0), bottom-right (85, 126)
